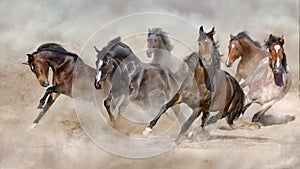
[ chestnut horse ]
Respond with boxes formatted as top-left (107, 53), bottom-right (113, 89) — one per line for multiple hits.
top-left (143, 26), bottom-right (245, 143)
top-left (226, 32), bottom-right (268, 87)
top-left (23, 43), bottom-right (96, 128)
top-left (243, 34), bottom-right (292, 123)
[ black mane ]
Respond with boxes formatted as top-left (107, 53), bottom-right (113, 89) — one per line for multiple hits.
top-left (231, 31), bottom-right (261, 48)
top-left (33, 43), bottom-right (78, 58)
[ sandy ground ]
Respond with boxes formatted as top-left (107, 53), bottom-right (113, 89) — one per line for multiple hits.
top-left (0, 1), bottom-right (299, 168)
top-left (0, 60), bottom-right (299, 169)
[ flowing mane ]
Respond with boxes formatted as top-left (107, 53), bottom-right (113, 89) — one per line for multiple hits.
top-left (148, 28), bottom-right (173, 52)
top-left (231, 31), bottom-right (261, 48)
top-left (32, 43), bottom-right (78, 58)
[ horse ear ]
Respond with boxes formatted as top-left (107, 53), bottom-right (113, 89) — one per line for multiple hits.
top-left (210, 27), bottom-right (215, 35)
top-left (230, 34), bottom-right (234, 39)
top-left (268, 34), bottom-right (273, 40)
top-left (280, 35), bottom-right (284, 45)
top-left (94, 46), bottom-right (100, 53)
top-left (26, 53), bottom-right (34, 61)
top-left (148, 28), bottom-right (151, 33)
top-left (199, 26), bottom-right (204, 34)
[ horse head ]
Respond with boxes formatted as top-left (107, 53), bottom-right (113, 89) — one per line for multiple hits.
top-left (198, 26), bottom-right (217, 68)
top-left (265, 34), bottom-right (285, 73)
top-left (23, 52), bottom-right (50, 87)
top-left (94, 46), bottom-right (115, 89)
top-left (226, 34), bottom-right (243, 67)
top-left (146, 28), bottom-right (173, 58)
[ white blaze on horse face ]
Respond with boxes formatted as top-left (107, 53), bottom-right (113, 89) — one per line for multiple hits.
top-left (276, 57), bottom-right (281, 68)
top-left (274, 45), bottom-right (281, 54)
top-left (231, 43), bottom-right (235, 49)
top-left (96, 60), bottom-right (103, 82)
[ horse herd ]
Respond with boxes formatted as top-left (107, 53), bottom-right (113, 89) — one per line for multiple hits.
top-left (23, 26), bottom-right (292, 143)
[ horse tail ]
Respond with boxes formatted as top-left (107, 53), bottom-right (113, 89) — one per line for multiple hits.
top-left (225, 73), bottom-right (245, 125)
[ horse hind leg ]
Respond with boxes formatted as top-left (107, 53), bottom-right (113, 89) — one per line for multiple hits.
top-left (29, 92), bottom-right (60, 129)
top-left (252, 101), bottom-right (274, 123)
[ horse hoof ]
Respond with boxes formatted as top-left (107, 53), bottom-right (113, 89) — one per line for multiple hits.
top-left (248, 123), bottom-right (261, 130)
top-left (142, 127), bottom-right (152, 137)
top-left (28, 123), bottom-right (37, 130)
top-left (174, 134), bottom-right (184, 144)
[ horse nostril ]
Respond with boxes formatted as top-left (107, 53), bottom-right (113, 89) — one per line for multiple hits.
top-left (42, 80), bottom-right (49, 87)
top-left (94, 79), bottom-right (102, 89)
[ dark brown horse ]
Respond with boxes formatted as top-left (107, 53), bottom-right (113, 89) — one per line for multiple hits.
top-left (23, 43), bottom-right (96, 129)
top-left (94, 37), bottom-right (179, 122)
top-left (143, 26), bottom-right (245, 143)
top-left (243, 34), bottom-right (292, 123)
top-left (226, 32), bottom-right (268, 87)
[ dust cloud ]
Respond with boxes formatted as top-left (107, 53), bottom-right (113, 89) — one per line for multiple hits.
top-left (0, 0), bottom-right (299, 168)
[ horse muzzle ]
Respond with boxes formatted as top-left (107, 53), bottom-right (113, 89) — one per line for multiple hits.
top-left (226, 60), bottom-right (232, 67)
top-left (40, 79), bottom-right (49, 87)
top-left (94, 79), bottom-right (103, 89)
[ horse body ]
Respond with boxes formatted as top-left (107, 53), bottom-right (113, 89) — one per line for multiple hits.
top-left (226, 32), bottom-right (268, 87)
top-left (24, 43), bottom-right (96, 128)
top-left (143, 26), bottom-right (245, 143)
top-left (94, 37), bottom-right (178, 121)
top-left (244, 34), bottom-right (292, 122)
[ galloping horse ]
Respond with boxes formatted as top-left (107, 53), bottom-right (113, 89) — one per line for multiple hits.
top-left (94, 37), bottom-right (178, 121)
top-left (143, 26), bottom-right (245, 143)
top-left (226, 32), bottom-right (268, 87)
top-left (243, 34), bottom-right (292, 123)
top-left (23, 43), bottom-right (96, 128)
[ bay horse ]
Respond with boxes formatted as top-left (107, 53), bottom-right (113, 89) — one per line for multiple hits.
top-left (226, 32), bottom-right (268, 87)
top-left (243, 34), bottom-right (292, 123)
top-left (94, 37), bottom-right (179, 122)
top-left (23, 43), bottom-right (96, 128)
top-left (143, 26), bottom-right (245, 143)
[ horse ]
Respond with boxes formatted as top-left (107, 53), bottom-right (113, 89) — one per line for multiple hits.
top-left (147, 28), bottom-right (221, 82)
top-left (94, 37), bottom-right (179, 122)
top-left (226, 32), bottom-right (268, 87)
top-left (23, 43), bottom-right (96, 128)
top-left (143, 26), bottom-right (245, 143)
top-left (243, 34), bottom-right (292, 123)
top-left (146, 28), bottom-right (181, 73)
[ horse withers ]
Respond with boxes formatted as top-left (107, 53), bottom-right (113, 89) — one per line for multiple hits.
top-left (23, 43), bottom-right (96, 129)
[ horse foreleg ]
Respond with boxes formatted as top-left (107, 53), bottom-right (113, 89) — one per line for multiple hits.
top-left (143, 91), bottom-right (182, 137)
top-left (29, 92), bottom-right (60, 129)
top-left (104, 93), bottom-right (115, 122)
top-left (118, 95), bottom-right (130, 115)
top-left (37, 86), bottom-right (56, 108)
top-left (252, 101), bottom-right (274, 122)
top-left (175, 107), bottom-right (202, 144)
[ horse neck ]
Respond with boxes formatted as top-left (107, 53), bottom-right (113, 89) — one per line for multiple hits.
top-left (194, 61), bottom-right (213, 91)
top-left (152, 50), bottom-right (171, 62)
top-left (42, 51), bottom-right (77, 72)
top-left (239, 38), bottom-right (262, 63)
